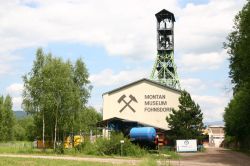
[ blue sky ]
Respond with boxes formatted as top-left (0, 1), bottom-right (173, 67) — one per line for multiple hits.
top-left (0, 0), bottom-right (246, 122)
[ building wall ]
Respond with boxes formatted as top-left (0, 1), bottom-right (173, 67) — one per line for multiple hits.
top-left (208, 126), bottom-right (225, 147)
top-left (103, 80), bottom-right (181, 130)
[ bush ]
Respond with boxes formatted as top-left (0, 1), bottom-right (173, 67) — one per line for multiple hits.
top-left (76, 132), bottom-right (146, 157)
top-left (76, 140), bottom-right (98, 155)
top-left (96, 132), bottom-right (146, 156)
top-left (55, 142), bottom-right (64, 154)
top-left (223, 136), bottom-right (238, 149)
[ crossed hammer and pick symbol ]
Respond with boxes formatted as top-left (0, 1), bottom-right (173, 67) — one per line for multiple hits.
top-left (117, 94), bottom-right (138, 113)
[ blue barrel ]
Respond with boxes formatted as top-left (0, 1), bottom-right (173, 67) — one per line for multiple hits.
top-left (130, 127), bottom-right (156, 141)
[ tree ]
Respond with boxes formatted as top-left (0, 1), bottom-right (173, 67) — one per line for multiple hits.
top-left (14, 116), bottom-right (36, 141)
top-left (0, 96), bottom-right (3, 140)
top-left (166, 90), bottom-right (204, 141)
top-left (41, 57), bottom-right (79, 149)
top-left (23, 48), bottom-right (47, 147)
top-left (74, 107), bottom-right (102, 134)
top-left (224, 86), bottom-right (250, 148)
top-left (223, 1), bottom-right (250, 149)
top-left (3, 95), bottom-right (15, 141)
top-left (0, 95), bottom-right (15, 141)
top-left (74, 59), bottom-right (90, 106)
top-left (23, 48), bottom-right (91, 150)
top-left (224, 1), bottom-right (250, 92)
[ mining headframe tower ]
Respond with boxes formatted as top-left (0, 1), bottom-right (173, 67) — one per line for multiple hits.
top-left (150, 9), bottom-right (181, 90)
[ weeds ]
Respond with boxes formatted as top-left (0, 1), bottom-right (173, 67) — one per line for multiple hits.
top-left (75, 133), bottom-right (146, 157)
top-left (139, 157), bottom-right (158, 166)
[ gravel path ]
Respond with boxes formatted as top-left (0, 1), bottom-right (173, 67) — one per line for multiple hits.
top-left (0, 154), bottom-right (140, 165)
top-left (171, 148), bottom-right (250, 166)
top-left (0, 148), bottom-right (250, 166)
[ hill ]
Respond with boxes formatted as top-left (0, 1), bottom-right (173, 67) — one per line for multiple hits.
top-left (14, 111), bottom-right (27, 119)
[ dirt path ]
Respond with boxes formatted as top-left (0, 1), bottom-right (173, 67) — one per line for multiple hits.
top-left (0, 148), bottom-right (250, 166)
top-left (171, 148), bottom-right (250, 166)
top-left (0, 154), bottom-right (140, 165)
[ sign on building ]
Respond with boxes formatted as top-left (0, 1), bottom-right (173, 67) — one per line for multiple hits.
top-left (176, 139), bottom-right (197, 152)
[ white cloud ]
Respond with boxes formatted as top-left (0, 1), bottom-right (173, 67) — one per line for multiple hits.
top-left (192, 94), bottom-right (231, 122)
top-left (0, 54), bottom-right (22, 76)
top-left (5, 83), bottom-right (24, 110)
top-left (5, 83), bottom-right (24, 96)
top-left (180, 78), bottom-right (206, 93)
top-left (90, 68), bottom-right (148, 87)
top-left (0, 0), bottom-right (178, 61)
top-left (12, 96), bottom-right (22, 111)
top-left (0, 0), bottom-right (244, 61)
top-left (175, 0), bottom-right (245, 54)
top-left (193, 95), bottom-right (227, 108)
top-left (203, 106), bottom-right (226, 123)
top-left (178, 50), bottom-right (228, 71)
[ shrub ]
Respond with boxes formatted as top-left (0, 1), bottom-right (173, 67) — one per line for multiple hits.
top-left (55, 142), bottom-right (64, 154)
top-left (223, 136), bottom-right (238, 149)
top-left (77, 132), bottom-right (147, 157)
top-left (123, 142), bottom-right (146, 157)
top-left (82, 141), bottom-right (98, 155)
top-left (96, 132), bottom-right (146, 156)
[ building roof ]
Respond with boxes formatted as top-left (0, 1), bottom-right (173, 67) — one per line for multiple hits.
top-left (209, 125), bottom-right (225, 128)
top-left (97, 117), bottom-right (136, 127)
top-left (97, 117), bottom-right (168, 131)
top-left (155, 9), bottom-right (175, 22)
top-left (102, 78), bottom-right (182, 96)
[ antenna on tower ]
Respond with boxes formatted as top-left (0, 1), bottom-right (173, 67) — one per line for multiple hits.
top-left (150, 9), bottom-right (181, 90)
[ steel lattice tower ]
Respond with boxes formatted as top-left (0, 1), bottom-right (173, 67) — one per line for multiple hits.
top-left (150, 9), bottom-right (181, 89)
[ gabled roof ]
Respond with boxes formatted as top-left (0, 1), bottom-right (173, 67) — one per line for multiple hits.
top-left (96, 117), bottom-right (138, 127)
top-left (155, 9), bottom-right (175, 22)
top-left (103, 78), bottom-right (182, 95)
top-left (97, 117), bottom-right (168, 131)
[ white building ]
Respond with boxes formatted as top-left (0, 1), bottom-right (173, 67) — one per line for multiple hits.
top-left (101, 78), bottom-right (181, 132)
top-left (208, 125), bottom-right (225, 148)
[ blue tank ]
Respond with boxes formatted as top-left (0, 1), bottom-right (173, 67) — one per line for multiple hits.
top-left (130, 127), bottom-right (156, 141)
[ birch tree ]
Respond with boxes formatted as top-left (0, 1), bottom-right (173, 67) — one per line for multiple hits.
top-left (23, 48), bottom-right (91, 150)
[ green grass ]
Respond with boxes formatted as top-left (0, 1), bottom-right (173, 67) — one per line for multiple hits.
top-left (0, 141), bottom-right (179, 166)
top-left (160, 149), bottom-right (180, 159)
top-left (0, 156), bottom-right (164, 166)
top-left (139, 157), bottom-right (158, 166)
top-left (0, 142), bottom-right (54, 154)
top-left (0, 157), bottom-right (121, 166)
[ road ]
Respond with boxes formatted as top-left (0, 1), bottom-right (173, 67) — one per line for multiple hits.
top-left (0, 148), bottom-right (250, 166)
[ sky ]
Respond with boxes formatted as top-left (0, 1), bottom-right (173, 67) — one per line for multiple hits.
top-left (0, 0), bottom-right (246, 123)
